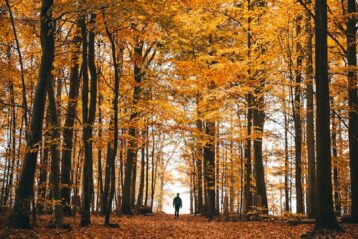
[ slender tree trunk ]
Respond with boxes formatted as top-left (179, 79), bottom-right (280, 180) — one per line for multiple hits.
top-left (80, 12), bottom-right (97, 227)
top-left (204, 120), bottom-right (216, 218)
top-left (47, 73), bottom-right (64, 228)
top-left (98, 95), bottom-right (104, 215)
top-left (3, 82), bottom-right (17, 207)
top-left (252, 94), bottom-right (268, 213)
top-left (5, 0), bottom-right (28, 130)
top-left (331, 103), bottom-right (341, 216)
top-left (195, 117), bottom-right (203, 214)
top-left (314, 0), bottom-right (341, 230)
top-left (103, 23), bottom-right (121, 225)
top-left (60, 29), bottom-right (81, 216)
top-left (144, 127), bottom-right (149, 206)
top-left (284, 104), bottom-right (290, 212)
top-left (37, 110), bottom-right (50, 212)
top-left (8, 0), bottom-right (55, 228)
top-left (137, 136), bottom-right (146, 208)
top-left (346, 0), bottom-right (358, 223)
top-left (243, 96), bottom-right (252, 219)
top-left (293, 15), bottom-right (304, 214)
top-left (305, 0), bottom-right (316, 218)
top-left (122, 43), bottom-right (143, 215)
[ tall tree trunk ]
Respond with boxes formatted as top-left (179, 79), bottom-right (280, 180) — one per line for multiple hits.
top-left (80, 12), bottom-right (97, 227)
top-left (195, 115), bottom-right (203, 214)
top-left (8, 0), bottom-right (55, 229)
top-left (252, 94), bottom-right (268, 213)
top-left (284, 100), bottom-right (290, 212)
top-left (150, 129), bottom-right (156, 210)
top-left (122, 43), bottom-right (143, 214)
top-left (5, 0), bottom-right (28, 130)
top-left (37, 110), bottom-right (50, 212)
top-left (103, 22), bottom-right (121, 226)
top-left (47, 73), bottom-right (64, 228)
top-left (3, 82), bottom-right (17, 207)
top-left (60, 28), bottom-right (81, 217)
top-left (144, 127), bottom-right (149, 206)
top-left (243, 95), bottom-right (253, 219)
top-left (293, 15), bottom-right (304, 214)
top-left (314, 0), bottom-right (341, 230)
top-left (98, 95), bottom-right (104, 215)
top-left (137, 136), bottom-right (146, 208)
top-left (331, 103), bottom-right (341, 216)
top-left (346, 0), bottom-right (358, 223)
top-left (305, 0), bottom-right (316, 219)
top-left (203, 120), bottom-right (216, 218)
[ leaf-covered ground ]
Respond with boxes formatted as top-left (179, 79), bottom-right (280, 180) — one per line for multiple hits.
top-left (1, 214), bottom-right (358, 239)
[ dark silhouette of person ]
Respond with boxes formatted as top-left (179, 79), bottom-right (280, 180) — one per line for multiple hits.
top-left (173, 193), bottom-right (182, 219)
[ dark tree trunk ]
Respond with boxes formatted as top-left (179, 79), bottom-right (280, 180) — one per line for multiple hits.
top-left (150, 129), bottom-right (156, 210)
top-left (8, 0), bottom-right (55, 229)
top-left (98, 95), bottom-right (104, 215)
top-left (137, 129), bottom-right (147, 209)
top-left (203, 120), bottom-right (216, 218)
top-left (144, 127), bottom-right (149, 206)
top-left (305, 0), bottom-right (316, 219)
top-left (293, 15), bottom-right (304, 214)
top-left (331, 105), bottom-right (341, 216)
top-left (122, 43), bottom-right (143, 215)
top-left (243, 96), bottom-right (252, 218)
top-left (80, 13), bottom-right (97, 227)
top-left (47, 73), bottom-right (64, 228)
top-left (103, 20), bottom-right (121, 226)
top-left (137, 142), bottom-right (145, 208)
top-left (130, 155), bottom-right (138, 209)
top-left (346, 0), bottom-right (358, 223)
top-left (3, 82), bottom-right (17, 207)
top-left (37, 110), bottom-right (50, 213)
top-left (284, 104), bottom-right (290, 212)
top-left (195, 118), bottom-right (203, 214)
top-left (60, 29), bottom-right (81, 217)
top-left (252, 95), bottom-right (268, 213)
top-left (314, 0), bottom-right (341, 230)
top-left (5, 0), bottom-right (28, 130)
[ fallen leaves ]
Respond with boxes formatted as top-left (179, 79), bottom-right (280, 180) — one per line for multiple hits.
top-left (1, 214), bottom-right (358, 239)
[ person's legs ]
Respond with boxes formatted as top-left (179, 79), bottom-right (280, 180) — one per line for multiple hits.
top-left (175, 206), bottom-right (180, 218)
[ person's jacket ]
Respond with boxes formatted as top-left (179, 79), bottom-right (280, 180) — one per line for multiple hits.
top-left (173, 196), bottom-right (182, 208)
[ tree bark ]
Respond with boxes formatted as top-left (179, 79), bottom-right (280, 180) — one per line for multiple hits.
top-left (314, 0), bottom-right (341, 230)
top-left (80, 12), bottom-right (97, 227)
top-left (293, 15), bottom-right (304, 214)
top-left (203, 120), bottom-right (216, 218)
top-left (252, 94), bottom-right (268, 213)
top-left (346, 0), bottom-right (358, 223)
top-left (60, 27), bottom-right (81, 217)
top-left (305, 0), bottom-right (316, 219)
top-left (8, 0), bottom-right (55, 229)
top-left (331, 103), bottom-right (341, 216)
top-left (47, 73), bottom-right (64, 228)
top-left (122, 43), bottom-right (143, 214)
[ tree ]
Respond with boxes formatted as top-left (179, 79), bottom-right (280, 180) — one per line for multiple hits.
top-left (60, 22), bottom-right (81, 216)
top-left (346, 0), bottom-right (358, 223)
top-left (314, 0), bottom-right (341, 231)
top-left (80, 12), bottom-right (97, 227)
top-left (8, 0), bottom-right (55, 229)
top-left (304, 0), bottom-right (316, 219)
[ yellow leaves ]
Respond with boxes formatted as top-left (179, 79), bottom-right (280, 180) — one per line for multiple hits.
top-left (7, 214), bottom-right (356, 238)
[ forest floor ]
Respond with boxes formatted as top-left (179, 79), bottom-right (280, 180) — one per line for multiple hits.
top-left (1, 213), bottom-right (358, 239)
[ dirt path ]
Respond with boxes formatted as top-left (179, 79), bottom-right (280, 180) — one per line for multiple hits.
top-left (1, 214), bottom-right (358, 238)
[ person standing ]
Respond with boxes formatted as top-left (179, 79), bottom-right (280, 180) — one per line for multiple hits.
top-left (173, 193), bottom-right (182, 219)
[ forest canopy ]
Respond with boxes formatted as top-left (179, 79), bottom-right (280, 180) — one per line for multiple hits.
top-left (0, 0), bottom-right (357, 237)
